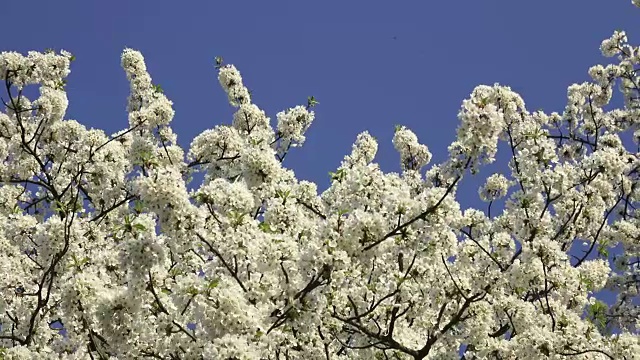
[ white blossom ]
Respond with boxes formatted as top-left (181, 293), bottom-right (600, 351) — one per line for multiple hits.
top-left (1, 7), bottom-right (640, 358)
top-left (479, 173), bottom-right (511, 202)
top-left (392, 126), bottom-right (431, 171)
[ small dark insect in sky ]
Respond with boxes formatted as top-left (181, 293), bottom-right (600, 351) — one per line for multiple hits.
top-left (392, 36), bottom-right (397, 40)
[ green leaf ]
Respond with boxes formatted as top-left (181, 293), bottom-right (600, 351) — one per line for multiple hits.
top-left (586, 300), bottom-right (609, 334)
top-left (133, 223), bottom-right (147, 231)
top-left (598, 239), bottom-right (610, 258)
top-left (55, 79), bottom-right (67, 90)
top-left (329, 168), bottom-right (347, 182)
top-left (139, 150), bottom-right (153, 162)
top-left (558, 314), bottom-right (569, 329)
top-left (134, 200), bottom-right (144, 213)
top-left (169, 268), bottom-right (184, 277)
top-left (275, 189), bottom-right (291, 200)
top-left (579, 274), bottom-right (595, 291)
top-left (186, 286), bottom-right (199, 296)
top-left (307, 96), bottom-right (319, 108)
top-left (258, 222), bottom-right (272, 233)
top-left (207, 279), bottom-right (220, 289)
top-left (214, 56), bottom-right (224, 69)
top-left (230, 211), bottom-right (246, 227)
top-left (597, 246), bottom-right (609, 258)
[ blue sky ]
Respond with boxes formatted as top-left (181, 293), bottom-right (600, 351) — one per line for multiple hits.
top-left (1, 0), bottom-right (639, 343)
top-left (2, 0), bottom-right (637, 198)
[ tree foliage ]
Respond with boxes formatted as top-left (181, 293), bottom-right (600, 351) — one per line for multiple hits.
top-left (1, 2), bottom-right (640, 359)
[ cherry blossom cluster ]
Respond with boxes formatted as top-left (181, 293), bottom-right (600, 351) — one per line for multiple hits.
top-left (0, 1), bottom-right (639, 359)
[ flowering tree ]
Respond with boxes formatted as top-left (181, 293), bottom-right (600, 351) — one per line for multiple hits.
top-left (1, 3), bottom-right (640, 360)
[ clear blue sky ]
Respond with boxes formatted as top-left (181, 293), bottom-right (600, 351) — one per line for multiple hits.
top-left (1, 0), bottom-right (639, 338)
top-left (2, 0), bottom-right (637, 199)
